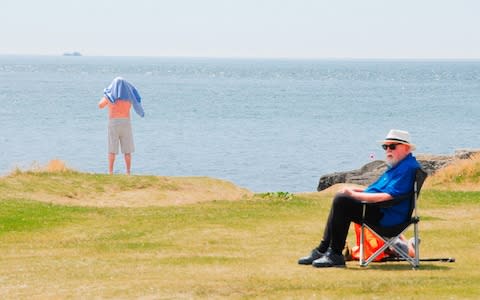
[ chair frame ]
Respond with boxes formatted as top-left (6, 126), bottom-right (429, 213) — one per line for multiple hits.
top-left (359, 168), bottom-right (428, 269)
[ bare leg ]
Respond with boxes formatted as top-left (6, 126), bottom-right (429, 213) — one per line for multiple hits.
top-left (124, 153), bottom-right (131, 175)
top-left (108, 153), bottom-right (116, 174)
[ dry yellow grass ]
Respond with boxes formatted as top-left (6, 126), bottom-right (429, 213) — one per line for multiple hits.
top-left (424, 153), bottom-right (480, 191)
top-left (45, 159), bottom-right (71, 172)
top-left (2, 160), bottom-right (253, 207)
top-left (12, 159), bottom-right (73, 173)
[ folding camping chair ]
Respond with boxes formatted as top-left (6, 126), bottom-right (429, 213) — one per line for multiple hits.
top-left (359, 168), bottom-right (428, 269)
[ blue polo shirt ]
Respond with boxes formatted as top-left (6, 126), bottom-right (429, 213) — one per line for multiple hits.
top-left (365, 153), bottom-right (420, 226)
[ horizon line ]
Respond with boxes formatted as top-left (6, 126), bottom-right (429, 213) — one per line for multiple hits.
top-left (1, 53), bottom-right (480, 61)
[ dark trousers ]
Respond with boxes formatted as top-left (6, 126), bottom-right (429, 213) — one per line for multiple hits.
top-left (318, 194), bottom-right (383, 254)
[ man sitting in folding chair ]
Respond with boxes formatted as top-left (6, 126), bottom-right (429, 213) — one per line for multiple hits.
top-left (298, 129), bottom-right (420, 268)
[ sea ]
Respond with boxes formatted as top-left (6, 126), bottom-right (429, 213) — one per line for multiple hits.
top-left (1, 55), bottom-right (479, 192)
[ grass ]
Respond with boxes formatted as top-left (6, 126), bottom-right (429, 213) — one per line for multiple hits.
top-left (425, 153), bottom-right (480, 191)
top-left (0, 200), bottom-right (89, 233)
top-left (0, 166), bottom-right (251, 207)
top-left (1, 161), bottom-right (480, 298)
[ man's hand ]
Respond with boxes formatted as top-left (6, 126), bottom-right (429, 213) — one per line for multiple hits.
top-left (338, 187), bottom-right (364, 197)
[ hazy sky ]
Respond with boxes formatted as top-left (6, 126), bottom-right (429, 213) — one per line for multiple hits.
top-left (1, 0), bottom-right (479, 58)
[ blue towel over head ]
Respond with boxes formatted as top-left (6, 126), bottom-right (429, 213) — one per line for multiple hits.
top-left (103, 77), bottom-right (145, 117)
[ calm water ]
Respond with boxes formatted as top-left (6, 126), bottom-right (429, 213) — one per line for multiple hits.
top-left (1, 56), bottom-right (479, 192)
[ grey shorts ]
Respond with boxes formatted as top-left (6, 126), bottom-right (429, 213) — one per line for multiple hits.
top-left (108, 118), bottom-right (134, 154)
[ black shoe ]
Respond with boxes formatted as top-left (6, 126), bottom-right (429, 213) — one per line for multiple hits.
top-left (298, 249), bottom-right (324, 265)
top-left (312, 250), bottom-right (346, 268)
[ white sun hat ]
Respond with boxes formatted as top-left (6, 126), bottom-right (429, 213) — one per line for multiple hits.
top-left (380, 129), bottom-right (416, 151)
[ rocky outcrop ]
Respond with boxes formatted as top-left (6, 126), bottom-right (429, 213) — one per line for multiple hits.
top-left (317, 149), bottom-right (480, 191)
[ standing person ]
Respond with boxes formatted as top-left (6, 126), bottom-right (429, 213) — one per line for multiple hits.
top-left (298, 129), bottom-right (420, 268)
top-left (98, 77), bottom-right (144, 175)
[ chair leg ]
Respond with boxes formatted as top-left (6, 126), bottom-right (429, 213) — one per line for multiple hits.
top-left (414, 222), bottom-right (419, 268)
top-left (360, 223), bottom-right (366, 266)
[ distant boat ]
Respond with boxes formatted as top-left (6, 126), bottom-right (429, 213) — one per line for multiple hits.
top-left (63, 52), bottom-right (82, 56)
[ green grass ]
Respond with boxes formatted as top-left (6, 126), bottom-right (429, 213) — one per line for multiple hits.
top-left (1, 173), bottom-right (480, 298)
top-left (421, 190), bottom-right (480, 207)
top-left (0, 199), bottom-right (91, 234)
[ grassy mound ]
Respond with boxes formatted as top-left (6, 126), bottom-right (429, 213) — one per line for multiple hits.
top-left (1, 160), bottom-right (252, 207)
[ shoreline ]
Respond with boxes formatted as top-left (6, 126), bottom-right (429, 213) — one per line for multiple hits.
top-left (2, 149), bottom-right (480, 208)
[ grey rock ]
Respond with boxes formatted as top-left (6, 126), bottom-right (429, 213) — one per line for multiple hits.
top-left (317, 150), bottom-right (480, 191)
top-left (317, 160), bottom-right (387, 191)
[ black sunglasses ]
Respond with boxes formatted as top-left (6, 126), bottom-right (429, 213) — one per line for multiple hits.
top-left (382, 143), bottom-right (401, 150)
